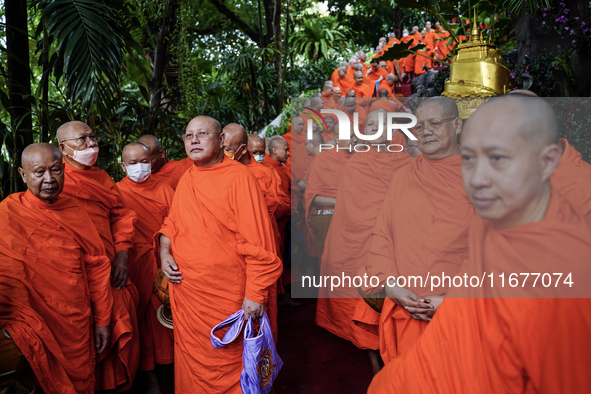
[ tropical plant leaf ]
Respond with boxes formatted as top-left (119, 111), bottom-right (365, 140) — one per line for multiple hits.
top-left (376, 41), bottom-right (426, 62)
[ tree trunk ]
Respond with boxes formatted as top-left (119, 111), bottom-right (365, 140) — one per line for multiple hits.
top-left (149, 0), bottom-right (179, 113)
top-left (273, 0), bottom-right (283, 111)
top-left (6, 0), bottom-right (33, 193)
top-left (42, 24), bottom-right (50, 142)
top-left (394, 7), bottom-right (402, 38)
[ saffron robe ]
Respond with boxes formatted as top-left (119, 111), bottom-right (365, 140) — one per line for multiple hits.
top-left (155, 157), bottom-right (282, 393)
top-left (316, 133), bottom-right (410, 350)
top-left (360, 154), bottom-right (475, 363)
top-left (0, 191), bottom-right (113, 394)
top-left (150, 158), bottom-right (193, 190)
top-left (61, 162), bottom-right (140, 392)
top-left (117, 176), bottom-right (175, 371)
top-left (368, 192), bottom-right (591, 393)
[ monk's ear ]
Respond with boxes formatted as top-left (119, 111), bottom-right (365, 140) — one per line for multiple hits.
top-left (218, 132), bottom-right (225, 148)
top-left (119, 162), bottom-right (127, 175)
top-left (18, 167), bottom-right (26, 184)
top-left (539, 143), bottom-right (562, 182)
top-left (453, 117), bottom-right (463, 136)
top-left (159, 149), bottom-right (166, 159)
top-left (58, 142), bottom-right (67, 157)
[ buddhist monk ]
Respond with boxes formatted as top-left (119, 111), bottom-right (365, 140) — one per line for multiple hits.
top-left (316, 110), bottom-right (412, 375)
top-left (368, 95), bottom-right (591, 394)
top-left (157, 116), bottom-right (282, 393)
top-left (116, 142), bottom-right (175, 386)
top-left (359, 98), bottom-right (475, 364)
top-left (57, 121), bottom-right (139, 392)
top-left (304, 123), bottom-right (358, 253)
top-left (353, 71), bottom-right (374, 98)
top-left (400, 29), bottom-right (415, 78)
top-left (413, 30), bottom-right (433, 74)
top-left (322, 84), bottom-right (338, 110)
top-left (367, 59), bottom-right (389, 82)
top-left (339, 97), bottom-right (368, 133)
top-left (333, 65), bottom-right (354, 94)
top-left (347, 56), bottom-right (359, 79)
top-left (346, 89), bottom-right (356, 98)
top-left (222, 123), bottom-right (283, 332)
top-left (370, 89), bottom-right (400, 112)
top-left (331, 61), bottom-right (348, 87)
top-left (0, 143), bottom-right (112, 394)
top-left (332, 86), bottom-right (342, 98)
top-left (387, 32), bottom-right (399, 46)
top-left (137, 135), bottom-right (192, 190)
top-left (434, 21), bottom-right (451, 59)
top-left (322, 115), bottom-right (336, 142)
top-left (301, 97), bottom-right (325, 146)
top-left (372, 45), bottom-right (384, 60)
top-left (405, 137), bottom-right (422, 158)
top-left (357, 51), bottom-right (368, 73)
top-left (292, 130), bottom-right (324, 187)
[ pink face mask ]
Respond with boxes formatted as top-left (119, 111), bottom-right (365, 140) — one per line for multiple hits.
top-left (66, 145), bottom-right (99, 166)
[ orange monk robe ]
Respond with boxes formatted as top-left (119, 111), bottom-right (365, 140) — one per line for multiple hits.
top-left (330, 67), bottom-right (340, 85)
top-left (388, 37), bottom-right (400, 46)
top-left (61, 162), bottom-right (140, 391)
top-left (316, 133), bottom-right (411, 350)
top-left (369, 97), bottom-right (401, 113)
top-left (322, 131), bottom-right (334, 142)
top-left (421, 32), bottom-right (435, 68)
top-left (360, 154), bottom-right (475, 364)
top-left (347, 65), bottom-right (356, 80)
top-left (333, 75), bottom-right (354, 95)
top-left (367, 67), bottom-right (389, 82)
top-left (300, 110), bottom-right (322, 148)
top-left (434, 28), bottom-right (451, 58)
top-left (353, 82), bottom-right (375, 98)
top-left (0, 191), bottom-right (113, 394)
top-left (155, 157), bottom-right (282, 393)
top-left (303, 148), bottom-right (353, 255)
top-left (338, 104), bottom-right (367, 133)
top-left (322, 95), bottom-right (339, 110)
top-left (413, 48), bottom-right (431, 75)
top-left (291, 143), bottom-right (316, 183)
top-left (400, 35), bottom-right (415, 72)
top-left (116, 176), bottom-right (175, 371)
top-left (368, 193), bottom-right (591, 394)
top-left (149, 157), bottom-right (193, 190)
top-left (551, 138), bottom-right (591, 221)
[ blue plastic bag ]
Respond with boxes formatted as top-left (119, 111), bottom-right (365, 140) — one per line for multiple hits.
top-left (210, 310), bottom-right (283, 394)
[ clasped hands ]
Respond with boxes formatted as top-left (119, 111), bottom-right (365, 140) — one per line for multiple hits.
top-left (385, 284), bottom-right (443, 322)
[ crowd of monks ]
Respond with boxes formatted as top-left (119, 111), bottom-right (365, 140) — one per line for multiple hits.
top-left (1, 64), bottom-right (591, 394)
top-left (330, 20), bottom-right (460, 95)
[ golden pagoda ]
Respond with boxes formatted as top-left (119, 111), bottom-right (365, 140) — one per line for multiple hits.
top-left (442, 11), bottom-right (513, 118)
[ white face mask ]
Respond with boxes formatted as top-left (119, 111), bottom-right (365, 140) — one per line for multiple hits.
top-left (402, 32), bottom-right (409, 37)
top-left (125, 162), bottom-right (151, 183)
top-left (253, 154), bottom-right (265, 163)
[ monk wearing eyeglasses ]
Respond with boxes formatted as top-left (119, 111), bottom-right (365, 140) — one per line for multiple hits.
top-left (358, 97), bottom-right (475, 365)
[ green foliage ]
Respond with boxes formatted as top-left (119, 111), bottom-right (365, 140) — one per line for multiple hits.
top-left (428, 64), bottom-right (449, 94)
top-left (32, 0), bottom-right (142, 119)
top-left (509, 51), bottom-right (558, 97)
top-left (291, 16), bottom-right (352, 61)
top-left (551, 99), bottom-right (591, 163)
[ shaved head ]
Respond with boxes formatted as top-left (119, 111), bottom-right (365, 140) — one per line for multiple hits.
top-left (121, 142), bottom-right (149, 164)
top-left (310, 97), bottom-right (324, 111)
top-left (346, 90), bottom-right (356, 98)
top-left (56, 121), bottom-right (91, 143)
top-left (363, 109), bottom-right (389, 145)
top-left (248, 134), bottom-right (266, 156)
top-left (378, 88), bottom-right (389, 97)
top-left (416, 97), bottom-right (459, 118)
top-left (222, 123), bottom-right (249, 163)
top-left (184, 116), bottom-right (223, 166)
top-left (462, 95), bottom-right (562, 227)
top-left (137, 134), bottom-right (166, 173)
top-left (269, 137), bottom-right (289, 164)
top-left (292, 116), bottom-right (305, 134)
top-left (19, 143), bottom-right (64, 203)
top-left (507, 89), bottom-right (539, 97)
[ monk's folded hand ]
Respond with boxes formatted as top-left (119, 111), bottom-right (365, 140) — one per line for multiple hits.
top-left (385, 284), bottom-right (433, 312)
top-left (95, 326), bottom-right (110, 354)
top-left (243, 297), bottom-right (264, 321)
top-left (111, 250), bottom-right (129, 290)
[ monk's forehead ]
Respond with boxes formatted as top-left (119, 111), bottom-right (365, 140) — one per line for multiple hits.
top-left (416, 101), bottom-right (447, 119)
top-left (23, 150), bottom-right (63, 169)
top-left (123, 144), bottom-right (149, 159)
top-left (464, 104), bottom-right (526, 148)
top-left (59, 122), bottom-right (92, 139)
top-left (186, 118), bottom-right (218, 133)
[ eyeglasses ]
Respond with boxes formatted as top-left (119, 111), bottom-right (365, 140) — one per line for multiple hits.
top-left (413, 117), bottom-right (457, 136)
top-left (60, 135), bottom-right (98, 144)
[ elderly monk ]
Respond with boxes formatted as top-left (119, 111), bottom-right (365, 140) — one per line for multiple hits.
top-left (377, 74), bottom-right (399, 99)
top-left (137, 134), bottom-right (192, 190)
top-left (368, 95), bottom-right (591, 394)
top-left (316, 110), bottom-right (412, 375)
top-left (301, 97), bottom-right (325, 144)
top-left (357, 51), bottom-right (368, 73)
top-left (367, 59), bottom-right (389, 82)
top-left (223, 124), bottom-right (282, 336)
top-left (331, 61), bottom-right (348, 86)
top-left (387, 32), bottom-right (400, 46)
top-left (332, 86), bottom-right (342, 98)
top-left (283, 116), bottom-right (304, 151)
top-left (434, 21), bottom-right (451, 59)
top-left (157, 116), bottom-right (282, 393)
top-left (358, 98), bottom-right (475, 364)
top-left (322, 115), bottom-right (336, 142)
top-left (0, 143), bottom-right (112, 394)
top-left (57, 121), bottom-right (139, 392)
top-left (304, 124), bottom-right (357, 254)
top-left (353, 71), bottom-right (374, 98)
top-left (116, 143), bottom-right (175, 381)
